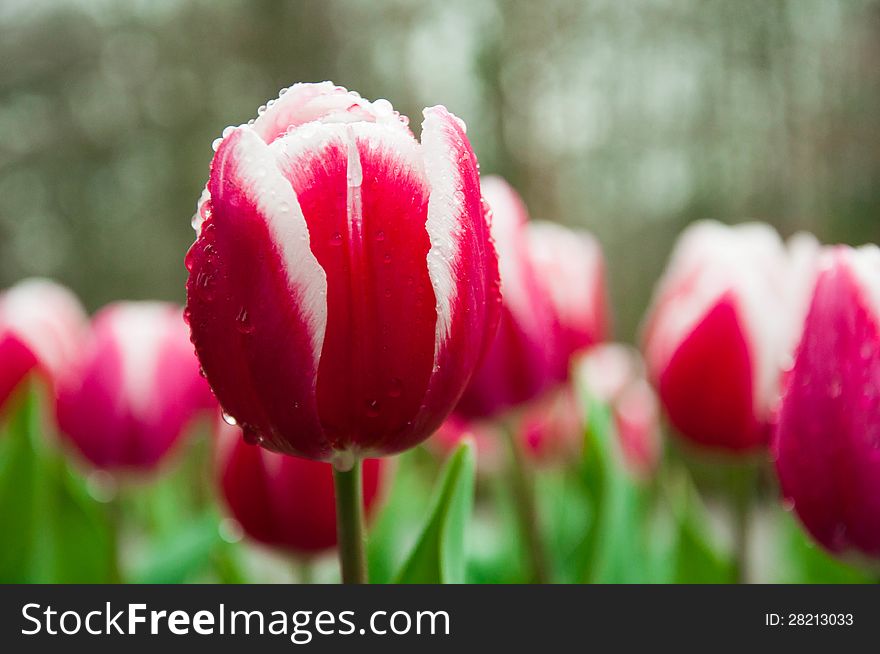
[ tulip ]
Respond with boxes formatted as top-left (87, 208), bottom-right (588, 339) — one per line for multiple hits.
top-left (216, 419), bottom-right (385, 557)
top-left (185, 82), bottom-right (500, 582)
top-left (56, 302), bottom-right (214, 472)
top-left (774, 245), bottom-right (880, 558)
top-left (185, 82), bottom-right (500, 463)
top-left (578, 344), bottom-right (661, 479)
top-left (526, 220), bottom-right (609, 380)
top-left (642, 221), bottom-right (807, 453)
top-left (0, 279), bottom-right (87, 412)
top-left (454, 176), bottom-right (559, 420)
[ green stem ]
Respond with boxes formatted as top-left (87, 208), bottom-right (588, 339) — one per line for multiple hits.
top-left (731, 465), bottom-right (754, 584)
top-left (107, 495), bottom-right (124, 584)
top-left (333, 460), bottom-right (368, 584)
top-left (503, 427), bottom-right (550, 584)
top-left (297, 557), bottom-right (314, 585)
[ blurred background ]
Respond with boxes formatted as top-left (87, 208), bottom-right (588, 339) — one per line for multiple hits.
top-left (2, 0), bottom-right (879, 340)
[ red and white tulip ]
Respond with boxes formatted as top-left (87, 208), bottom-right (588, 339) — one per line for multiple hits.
top-left (774, 246), bottom-right (880, 558)
top-left (642, 221), bottom-right (811, 453)
top-left (56, 302), bottom-right (214, 472)
top-left (185, 82), bottom-right (500, 466)
top-left (216, 419), bottom-right (386, 555)
top-left (0, 279), bottom-right (87, 412)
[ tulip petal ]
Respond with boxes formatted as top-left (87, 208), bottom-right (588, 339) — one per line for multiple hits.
top-left (454, 176), bottom-right (556, 419)
top-left (527, 220), bottom-right (609, 364)
top-left (272, 120), bottom-right (437, 455)
top-left (252, 82), bottom-right (410, 145)
top-left (775, 249), bottom-right (880, 556)
top-left (658, 294), bottom-right (764, 451)
top-left (401, 106), bottom-right (501, 448)
top-left (0, 335), bottom-right (38, 411)
top-left (187, 127), bottom-right (330, 458)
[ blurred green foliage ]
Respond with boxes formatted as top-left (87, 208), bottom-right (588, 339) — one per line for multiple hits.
top-left (0, 382), bottom-right (874, 583)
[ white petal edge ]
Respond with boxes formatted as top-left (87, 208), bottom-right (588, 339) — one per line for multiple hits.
top-left (218, 127), bottom-right (329, 368)
top-left (421, 106), bottom-right (475, 360)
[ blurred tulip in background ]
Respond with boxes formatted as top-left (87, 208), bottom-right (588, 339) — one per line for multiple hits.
top-left (0, 279), bottom-right (87, 413)
top-left (455, 177), bottom-right (559, 419)
top-left (642, 221), bottom-right (813, 454)
top-left (216, 419), bottom-right (386, 556)
top-left (56, 302), bottom-right (214, 472)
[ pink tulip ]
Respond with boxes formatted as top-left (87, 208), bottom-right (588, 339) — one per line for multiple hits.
top-left (774, 245), bottom-right (880, 558)
top-left (185, 82), bottom-right (500, 465)
top-left (578, 344), bottom-right (661, 478)
top-left (642, 221), bottom-right (810, 453)
top-left (216, 419), bottom-right (386, 555)
top-left (0, 279), bottom-right (87, 412)
top-left (56, 302), bottom-right (214, 472)
top-left (454, 176), bottom-right (559, 419)
top-left (526, 220), bottom-right (609, 379)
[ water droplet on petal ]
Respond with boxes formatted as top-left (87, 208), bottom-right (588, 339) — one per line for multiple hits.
top-left (383, 253), bottom-right (392, 264)
top-left (235, 307), bottom-right (254, 334)
top-left (329, 232), bottom-right (343, 246)
top-left (365, 399), bottom-right (380, 418)
top-left (375, 230), bottom-right (385, 242)
top-left (222, 411), bottom-right (238, 426)
top-left (242, 426), bottom-right (261, 445)
top-left (388, 378), bottom-right (403, 398)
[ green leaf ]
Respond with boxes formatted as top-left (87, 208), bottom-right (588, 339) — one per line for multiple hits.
top-left (394, 440), bottom-right (476, 584)
top-left (668, 472), bottom-right (736, 584)
top-left (367, 448), bottom-right (434, 584)
top-left (466, 476), bottom-right (528, 584)
top-left (776, 511), bottom-right (872, 583)
top-left (574, 396), bottom-right (652, 583)
top-left (131, 511), bottom-right (223, 584)
top-left (0, 383), bottom-right (115, 583)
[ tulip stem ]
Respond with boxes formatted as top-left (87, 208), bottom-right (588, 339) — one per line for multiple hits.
top-left (332, 460), bottom-right (368, 584)
top-left (503, 426), bottom-right (551, 584)
top-left (731, 465), bottom-right (755, 585)
top-left (297, 558), bottom-right (314, 585)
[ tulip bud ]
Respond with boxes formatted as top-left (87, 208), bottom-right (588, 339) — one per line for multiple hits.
top-left (216, 419), bottom-right (385, 555)
top-left (642, 221), bottom-right (805, 453)
top-left (56, 302), bottom-right (214, 472)
top-left (774, 245), bottom-right (880, 558)
top-left (0, 279), bottom-right (87, 412)
top-left (185, 82), bottom-right (500, 465)
top-left (454, 176), bottom-right (559, 419)
top-left (578, 343), bottom-right (661, 478)
top-left (526, 220), bottom-right (609, 379)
